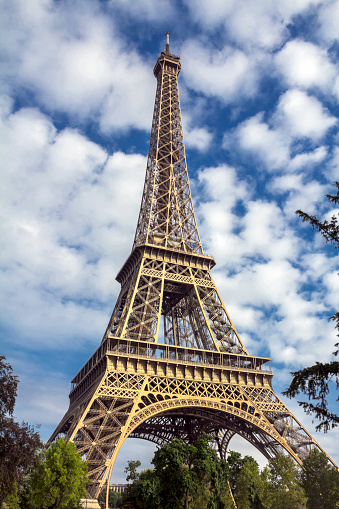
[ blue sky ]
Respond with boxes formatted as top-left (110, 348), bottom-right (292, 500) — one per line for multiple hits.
top-left (1, 0), bottom-right (338, 482)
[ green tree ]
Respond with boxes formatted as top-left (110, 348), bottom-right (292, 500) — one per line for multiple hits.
top-left (261, 453), bottom-right (306, 509)
top-left (283, 182), bottom-right (339, 431)
top-left (98, 489), bottom-right (122, 508)
top-left (301, 449), bottom-right (339, 509)
top-left (0, 356), bottom-right (43, 507)
top-left (226, 451), bottom-right (251, 497)
top-left (122, 435), bottom-right (233, 509)
top-left (235, 457), bottom-right (264, 509)
top-left (4, 490), bottom-right (21, 509)
top-left (25, 438), bottom-right (89, 509)
top-left (152, 434), bottom-right (230, 509)
top-left (132, 468), bottom-right (161, 509)
top-left (225, 451), bottom-right (265, 507)
top-left (147, 438), bottom-right (196, 508)
top-left (125, 460), bottom-right (141, 483)
top-left (121, 460), bottom-right (144, 509)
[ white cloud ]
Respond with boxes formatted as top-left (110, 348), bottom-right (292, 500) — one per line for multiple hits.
top-left (184, 127), bottom-right (213, 151)
top-left (232, 113), bottom-right (290, 170)
top-left (276, 89), bottom-right (337, 139)
top-left (216, 254), bottom-right (337, 368)
top-left (214, 256), bottom-right (337, 368)
top-left (195, 162), bottom-right (337, 372)
top-left (184, 0), bottom-right (323, 49)
top-left (0, 0), bottom-right (155, 131)
top-left (241, 200), bottom-right (296, 260)
top-left (198, 164), bottom-right (248, 204)
top-left (302, 252), bottom-right (338, 281)
top-left (196, 165), bottom-right (249, 262)
top-left (317, 0), bottom-right (339, 45)
top-left (328, 146), bottom-right (339, 180)
top-left (275, 39), bottom-right (337, 92)
top-left (288, 146), bottom-right (327, 171)
top-left (323, 270), bottom-right (339, 309)
top-left (181, 40), bottom-right (262, 102)
top-left (216, 260), bottom-right (301, 308)
top-left (0, 101), bottom-right (146, 349)
top-left (182, 113), bottom-right (213, 151)
top-left (269, 174), bottom-right (327, 216)
top-left (109, 0), bottom-right (175, 21)
top-left (229, 90), bottom-right (336, 172)
top-left (197, 166), bottom-right (300, 267)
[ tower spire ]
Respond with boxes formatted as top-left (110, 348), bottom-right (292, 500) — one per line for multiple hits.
top-left (134, 40), bottom-right (202, 254)
top-left (166, 31), bottom-right (170, 52)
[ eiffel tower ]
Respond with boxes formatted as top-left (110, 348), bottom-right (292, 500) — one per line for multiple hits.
top-left (50, 34), bottom-right (337, 502)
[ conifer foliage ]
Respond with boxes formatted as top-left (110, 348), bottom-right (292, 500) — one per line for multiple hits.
top-left (283, 182), bottom-right (339, 431)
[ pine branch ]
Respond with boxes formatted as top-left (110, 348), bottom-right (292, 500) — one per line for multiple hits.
top-left (286, 182), bottom-right (339, 431)
top-left (295, 210), bottom-right (339, 248)
top-left (331, 312), bottom-right (339, 345)
top-left (325, 181), bottom-right (339, 205)
top-left (283, 361), bottom-right (339, 431)
top-left (296, 182), bottom-right (339, 249)
top-left (283, 362), bottom-right (339, 398)
top-left (296, 401), bottom-right (339, 432)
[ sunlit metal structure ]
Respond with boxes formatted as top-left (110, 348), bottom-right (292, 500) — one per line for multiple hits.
top-left (49, 35), bottom-right (337, 502)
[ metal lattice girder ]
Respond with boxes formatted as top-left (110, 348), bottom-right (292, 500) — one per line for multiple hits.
top-left (133, 48), bottom-right (202, 254)
top-left (49, 37), bottom-right (337, 504)
top-left (101, 249), bottom-right (248, 354)
top-left (50, 350), bottom-right (337, 498)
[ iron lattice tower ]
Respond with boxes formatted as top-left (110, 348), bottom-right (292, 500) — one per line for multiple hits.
top-left (50, 36), bottom-right (337, 501)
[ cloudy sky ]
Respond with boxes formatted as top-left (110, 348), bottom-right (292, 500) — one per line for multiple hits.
top-left (1, 0), bottom-right (339, 482)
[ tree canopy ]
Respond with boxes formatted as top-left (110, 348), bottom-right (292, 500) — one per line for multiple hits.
top-left (98, 489), bottom-right (122, 509)
top-left (0, 356), bottom-right (43, 506)
top-left (120, 439), bottom-right (339, 509)
top-left (261, 454), bottom-right (307, 509)
top-left (283, 181), bottom-right (339, 431)
top-left (0, 357), bottom-right (91, 509)
top-left (301, 449), bottom-right (339, 509)
top-left (234, 455), bottom-right (263, 509)
top-left (122, 434), bottom-right (233, 509)
top-left (24, 438), bottom-right (89, 509)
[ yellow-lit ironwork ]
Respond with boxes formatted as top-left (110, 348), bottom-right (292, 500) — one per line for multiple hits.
top-left (49, 36), bottom-right (337, 502)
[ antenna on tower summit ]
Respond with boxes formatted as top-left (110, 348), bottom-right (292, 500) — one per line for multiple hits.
top-left (166, 31), bottom-right (170, 52)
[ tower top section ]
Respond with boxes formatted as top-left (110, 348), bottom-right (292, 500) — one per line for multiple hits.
top-left (153, 33), bottom-right (181, 79)
top-left (133, 34), bottom-right (203, 255)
